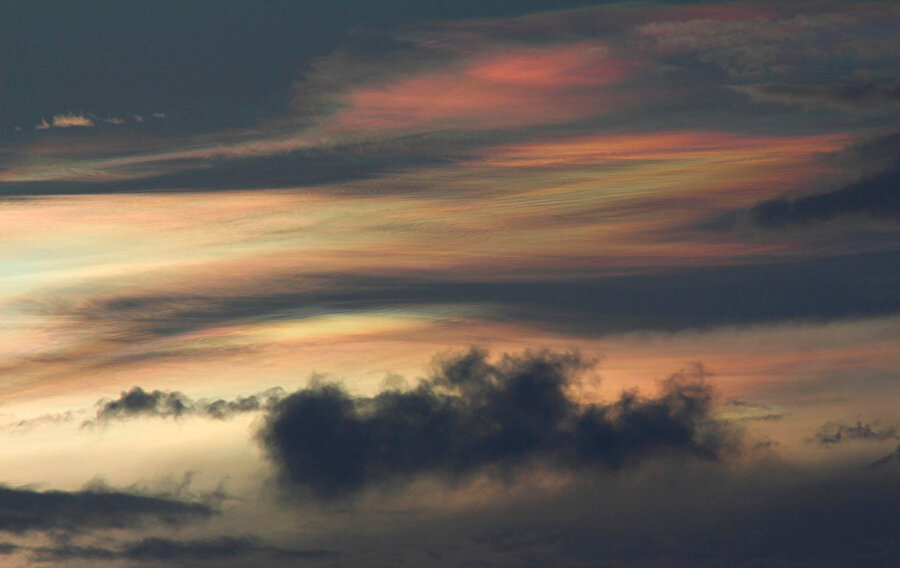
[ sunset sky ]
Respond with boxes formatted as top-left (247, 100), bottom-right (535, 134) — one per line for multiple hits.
top-left (0, 1), bottom-right (898, 566)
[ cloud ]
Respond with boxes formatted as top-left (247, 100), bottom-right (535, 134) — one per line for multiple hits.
top-left (325, 41), bottom-right (636, 133)
top-left (721, 400), bottom-right (783, 422)
top-left (812, 421), bottom-right (899, 447)
top-left (870, 444), bottom-right (900, 468)
top-left (51, 113), bottom-right (94, 128)
top-left (733, 83), bottom-right (900, 111)
top-left (85, 386), bottom-right (285, 427)
top-left (5, 3), bottom-right (897, 198)
top-left (29, 535), bottom-right (337, 563)
top-left (746, 162), bottom-right (900, 228)
top-left (33, 113), bottom-right (96, 130)
top-left (0, 485), bottom-right (212, 534)
top-left (457, 465), bottom-right (900, 568)
top-left (636, 5), bottom-right (900, 79)
top-left (3, 411), bottom-right (76, 432)
top-left (259, 349), bottom-right (738, 498)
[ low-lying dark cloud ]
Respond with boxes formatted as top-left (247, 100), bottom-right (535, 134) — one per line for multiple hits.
top-left (0, 135), bottom-right (467, 197)
top-left (85, 386), bottom-right (284, 427)
top-left (812, 421), bottom-right (899, 447)
top-left (30, 535), bottom-right (337, 563)
top-left (259, 349), bottom-right (738, 498)
top-left (0, 485), bottom-right (212, 534)
top-left (42, 246), bottom-right (900, 354)
top-left (871, 444), bottom-right (900, 468)
top-left (734, 83), bottom-right (900, 112)
top-left (747, 162), bottom-right (900, 228)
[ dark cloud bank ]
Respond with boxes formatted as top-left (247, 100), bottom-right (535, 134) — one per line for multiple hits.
top-left (739, 130), bottom-right (900, 230)
top-left (735, 83), bottom-right (900, 112)
top-left (0, 485), bottom-right (211, 534)
top-left (748, 162), bottom-right (900, 229)
top-left (28, 535), bottom-right (336, 564)
top-left (259, 348), bottom-right (737, 498)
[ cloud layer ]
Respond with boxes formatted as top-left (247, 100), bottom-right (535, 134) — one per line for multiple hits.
top-left (0, 485), bottom-right (212, 534)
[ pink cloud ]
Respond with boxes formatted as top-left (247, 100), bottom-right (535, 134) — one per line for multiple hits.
top-left (329, 41), bottom-right (637, 132)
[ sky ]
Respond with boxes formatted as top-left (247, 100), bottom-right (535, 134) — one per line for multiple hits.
top-left (0, 1), bottom-right (898, 566)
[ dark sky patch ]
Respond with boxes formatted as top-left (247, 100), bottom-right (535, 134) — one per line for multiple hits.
top-left (259, 348), bottom-right (737, 498)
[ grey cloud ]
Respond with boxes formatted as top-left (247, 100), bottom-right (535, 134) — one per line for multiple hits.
top-left (838, 130), bottom-right (900, 172)
top-left (638, 7), bottom-right (900, 80)
top-left (30, 535), bottom-right (337, 564)
top-left (85, 386), bottom-right (285, 427)
top-left (42, 246), bottom-right (900, 352)
top-left (259, 348), bottom-right (738, 499)
top-left (747, 162), bottom-right (900, 229)
top-left (465, 467), bottom-right (900, 568)
top-left (870, 444), bottom-right (900, 468)
top-left (3, 411), bottom-right (76, 432)
top-left (0, 485), bottom-right (212, 534)
top-left (0, 542), bottom-right (18, 555)
top-left (722, 399), bottom-right (783, 423)
top-left (734, 414), bottom-right (783, 423)
top-left (282, 458), bottom-right (900, 568)
top-left (733, 83), bottom-right (900, 111)
top-left (0, 138), bottom-right (459, 197)
top-left (812, 421), bottom-right (899, 447)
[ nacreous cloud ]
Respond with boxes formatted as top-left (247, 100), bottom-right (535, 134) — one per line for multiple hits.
top-left (259, 349), bottom-right (738, 498)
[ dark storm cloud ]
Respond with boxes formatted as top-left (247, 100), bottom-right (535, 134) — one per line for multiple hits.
top-left (747, 162), bottom-right (900, 228)
top-left (30, 535), bottom-right (337, 563)
top-left (0, 485), bottom-right (212, 534)
top-left (259, 349), bottom-right (737, 498)
top-left (85, 386), bottom-right (285, 427)
top-left (812, 421), bottom-right (899, 447)
top-left (733, 83), bottom-right (900, 112)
